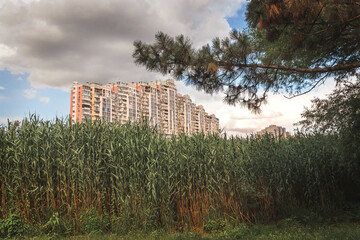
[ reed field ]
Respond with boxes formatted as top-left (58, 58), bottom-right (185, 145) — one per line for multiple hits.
top-left (0, 115), bottom-right (359, 238)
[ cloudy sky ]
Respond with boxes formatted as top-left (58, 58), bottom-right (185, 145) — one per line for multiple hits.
top-left (0, 0), bottom-right (336, 135)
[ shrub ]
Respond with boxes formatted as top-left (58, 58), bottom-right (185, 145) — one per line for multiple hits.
top-left (44, 212), bottom-right (72, 237)
top-left (80, 208), bottom-right (103, 234)
top-left (0, 214), bottom-right (24, 238)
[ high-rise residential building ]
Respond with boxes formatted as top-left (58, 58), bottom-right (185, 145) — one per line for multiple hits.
top-left (71, 82), bottom-right (118, 123)
top-left (205, 114), bottom-right (219, 135)
top-left (176, 94), bottom-right (193, 135)
top-left (158, 79), bottom-right (177, 135)
top-left (110, 83), bottom-right (141, 124)
top-left (192, 105), bottom-right (206, 134)
top-left (211, 115), bottom-right (220, 134)
top-left (134, 82), bottom-right (161, 127)
top-left (70, 79), bottom-right (220, 136)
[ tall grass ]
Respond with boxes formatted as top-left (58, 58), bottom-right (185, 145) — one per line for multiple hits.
top-left (0, 115), bottom-right (359, 232)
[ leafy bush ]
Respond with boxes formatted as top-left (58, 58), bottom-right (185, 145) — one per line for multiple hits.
top-left (218, 224), bottom-right (249, 240)
top-left (44, 212), bottom-right (72, 237)
top-left (111, 212), bottom-right (138, 235)
top-left (204, 219), bottom-right (226, 233)
top-left (0, 214), bottom-right (24, 238)
top-left (80, 208), bottom-right (103, 234)
top-left (144, 207), bottom-right (160, 232)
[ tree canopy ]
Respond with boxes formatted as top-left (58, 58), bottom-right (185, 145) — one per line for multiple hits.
top-left (133, 0), bottom-right (360, 112)
top-left (296, 80), bottom-right (360, 135)
top-left (296, 80), bottom-right (360, 178)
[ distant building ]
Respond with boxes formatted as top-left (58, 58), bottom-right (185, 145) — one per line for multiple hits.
top-left (176, 94), bottom-right (193, 135)
top-left (206, 114), bottom-right (219, 134)
top-left (70, 82), bottom-right (118, 123)
top-left (192, 105), bottom-right (206, 134)
top-left (257, 125), bottom-right (291, 138)
top-left (70, 79), bottom-right (219, 136)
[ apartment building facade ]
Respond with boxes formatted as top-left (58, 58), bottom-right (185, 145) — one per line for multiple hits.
top-left (176, 94), bottom-right (192, 135)
top-left (71, 82), bottom-right (118, 123)
top-left (70, 80), bottom-right (219, 135)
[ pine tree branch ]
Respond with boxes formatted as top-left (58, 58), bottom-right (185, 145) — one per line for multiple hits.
top-left (284, 73), bottom-right (331, 99)
top-left (238, 62), bottom-right (360, 74)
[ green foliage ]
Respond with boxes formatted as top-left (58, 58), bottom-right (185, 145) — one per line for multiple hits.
top-left (0, 220), bottom-right (4, 238)
top-left (110, 217), bottom-right (131, 236)
top-left (23, 223), bottom-right (42, 238)
top-left (44, 212), bottom-right (72, 237)
top-left (0, 115), bottom-right (359, 235)
top-left (80, 208), bottom-right (103, 234)
top-left (111, 205), bottom-right (140, 235)
top-left (246, 0), bottom-right (359, 65)
top-left (297, 81), bottom-right (360, 135)
top-left (297, 81), bottom-right (360, 201)
top-left (7, 223), bottom-right (360, 239)
top-left (144, 207), bottom-right (160, 233)
top-left (277, 217), bottom-right (301, 228)
top-left (217, 224), bottom-right (249, 240)
top-left (204, 220), bottom-right (226, 233)
top-left (168, 232), bottom-right (205, 240)
top-left (0, 214), bottom-right (24, 238)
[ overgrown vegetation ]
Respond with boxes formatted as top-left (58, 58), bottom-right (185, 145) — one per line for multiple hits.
top-left (0, 115), bottom-right (359, 238)
top-left (6, 222), bottom-right (360, 240)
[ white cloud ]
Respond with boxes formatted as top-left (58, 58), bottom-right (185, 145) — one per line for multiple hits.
top-left (39, 96), bottom-right (50, 103)
top-left (0, 95), bottom-right (6, 100)
top-left (0, 0), bottom-right (338, 136)
top-left (0, 85), bottom-right (4, 90)
top-left (0, 43), bottom-right (16, 58)
top-left (176, 79), bottom-right (337, 136)
top-left (0, 0), bottom-right (244, 88)
top-left (23, 88), bottom-right (36, 99)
